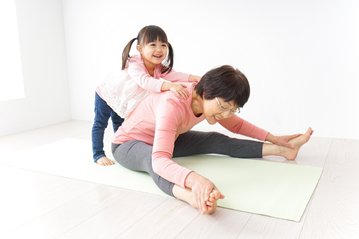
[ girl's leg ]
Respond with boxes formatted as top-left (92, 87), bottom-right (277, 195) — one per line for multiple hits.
top-left (111, 141), bottom-right (175, 196)
top-left (110, 110), bottom-right (124, 133)
top-left (92, 92), bottom-right (113, 165)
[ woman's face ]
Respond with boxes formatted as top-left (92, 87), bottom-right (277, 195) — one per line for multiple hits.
top-left (202, 97), bottom-right (239, 124)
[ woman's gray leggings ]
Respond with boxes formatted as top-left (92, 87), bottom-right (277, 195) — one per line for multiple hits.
top-left (111, 130), bottom-right (263, 197)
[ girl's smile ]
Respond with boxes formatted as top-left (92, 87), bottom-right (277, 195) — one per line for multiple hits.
top-left (137, 40), bottom-right (168, 70)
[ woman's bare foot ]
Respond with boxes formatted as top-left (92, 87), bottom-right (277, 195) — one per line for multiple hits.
top-left (96, 156), bottom-right (115, 166)
top-left (280, 127), bottom-right (314, 160)
top-left (172, 185), bottom-right (223, 215)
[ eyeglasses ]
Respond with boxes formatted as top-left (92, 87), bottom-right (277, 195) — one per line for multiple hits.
top-left (215, 97), bottom-right (240, 114)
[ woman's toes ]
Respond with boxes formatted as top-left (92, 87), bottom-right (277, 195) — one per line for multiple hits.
top-left (206, 202), bottom-right (218, 215)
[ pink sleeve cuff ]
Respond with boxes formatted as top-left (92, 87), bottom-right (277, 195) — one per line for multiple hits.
top-left (152, 154), bottom-right (193, 188)
top-left (155, 78), bottom-right (166, 92)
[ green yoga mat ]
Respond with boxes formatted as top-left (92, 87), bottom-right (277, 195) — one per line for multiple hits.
top-left (1, 138), bottom-right (322, 221)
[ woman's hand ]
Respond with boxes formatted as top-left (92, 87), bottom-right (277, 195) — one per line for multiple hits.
top-left (266, 133), bottom-right (303, 148)
top-left (185, 172), bottom-right (224, 215)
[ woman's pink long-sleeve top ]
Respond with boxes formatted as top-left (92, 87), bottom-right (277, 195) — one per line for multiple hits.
top-left (96, 54), bottom-right (190, 118)
top-left (113, 83), bottom-right (269, 188)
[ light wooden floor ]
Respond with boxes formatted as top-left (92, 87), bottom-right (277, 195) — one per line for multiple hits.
top-left (0, 120), bottom-right (358, 239)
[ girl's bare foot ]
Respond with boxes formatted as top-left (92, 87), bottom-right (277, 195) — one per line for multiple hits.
top-left (96, 156), bottom-right (115, 166)
top-left (281, 127), bottom-right (314, 160)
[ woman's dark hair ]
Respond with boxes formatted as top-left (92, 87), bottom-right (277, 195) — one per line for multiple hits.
top-left (194, 65), bottom-right (250, 107)
top-left (121, 25), bottom-right (174, 74)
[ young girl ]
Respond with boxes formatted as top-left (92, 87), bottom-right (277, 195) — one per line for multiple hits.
top-left (92, 25), bottom-right (201, 166)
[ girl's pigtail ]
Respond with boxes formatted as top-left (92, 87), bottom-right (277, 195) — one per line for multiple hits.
top-left (162, 42), bottom-right (174, 74)
top-left (121, 38), bottom-right (137, 70)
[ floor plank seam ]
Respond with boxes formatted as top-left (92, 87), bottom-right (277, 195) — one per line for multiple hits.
top-left (173, 211), bottom-right (200, 238)
top-left (321, 138), bottom-right (334, 168)
top-left (296, 138), bottom-right (334, 239)
top-left (235, 213), bottom-right (253, 238)
top-left (296, 190), bottom-right (318, 239)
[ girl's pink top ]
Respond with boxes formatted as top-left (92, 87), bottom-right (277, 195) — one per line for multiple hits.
top-left (96, 54), bottom-right (190, 118)
top-left (113, 82), bottom-right (269, 188)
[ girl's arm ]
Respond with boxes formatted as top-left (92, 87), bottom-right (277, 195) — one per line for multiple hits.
top-left (161, 68), bottom-right (193, 98)
top-left (161, 82), bottom-right (189, 98)
top-left (161, 70), bottom-right (200, 98)
top-left (188, 74), bottom-right (201, 82)
top-left (127, 60), bottom-right (168, 92)
top-left (128, 60), bottom-right (191, 98)
top-left (161, 68), bottom-right (192, 83)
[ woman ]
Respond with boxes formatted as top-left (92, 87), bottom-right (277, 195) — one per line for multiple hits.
top-left (111, 65), bottom-right (313, 215)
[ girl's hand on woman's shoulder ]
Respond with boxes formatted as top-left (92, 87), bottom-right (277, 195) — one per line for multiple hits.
top-left (189, 75), bottom-right (202, 83)
top-left (162, 82), bottom-right (189, 99)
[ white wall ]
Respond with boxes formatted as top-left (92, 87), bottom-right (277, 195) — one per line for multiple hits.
top-left (62, 0), bottom-right (359, 139)
top-left (0, 0), bottom-right (25, 102)
top-left (0, 0), bottom-right (71, 137)
top-left (3, 0), bottom-right (358, 139)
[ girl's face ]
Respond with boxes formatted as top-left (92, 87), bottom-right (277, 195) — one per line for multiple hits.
top-left (202, 97), bottom-right (239, 125)
top-left (137, 39), bottom-right (168, 69)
